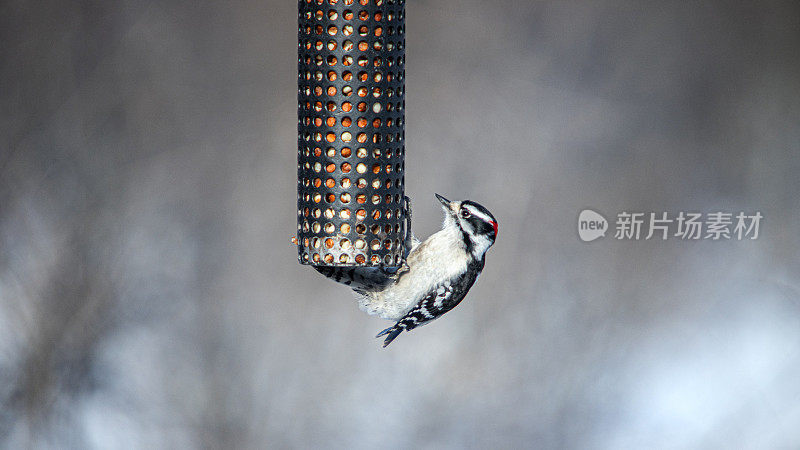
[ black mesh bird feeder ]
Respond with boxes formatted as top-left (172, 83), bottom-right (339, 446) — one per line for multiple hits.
top-left (297, 0), bottom-right (407, 267)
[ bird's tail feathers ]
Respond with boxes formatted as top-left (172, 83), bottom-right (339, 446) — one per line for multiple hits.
top-left (376, 325), bottom-right (403, 347)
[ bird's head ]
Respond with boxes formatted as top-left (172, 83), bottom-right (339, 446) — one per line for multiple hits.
top-left (436, 193), bottom-right (498, 258)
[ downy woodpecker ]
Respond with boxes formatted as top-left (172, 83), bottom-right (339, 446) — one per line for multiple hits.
top-left (315, 194), bottom-right (498, 347)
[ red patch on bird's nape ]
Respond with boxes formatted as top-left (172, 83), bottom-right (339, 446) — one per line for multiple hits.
top-left (491, 221), bottom-right (498, 237)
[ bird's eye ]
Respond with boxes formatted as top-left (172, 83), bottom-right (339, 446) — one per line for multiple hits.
top-left (460, 209), bottom-right (471, 219)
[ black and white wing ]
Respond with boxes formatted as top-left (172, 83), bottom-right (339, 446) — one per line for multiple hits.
top-left (313, 265), bottom-right (398, 292)
top-left (376, 262), bottom-right (483, 347)
top-left (312, 236), bottom-right (419, 293)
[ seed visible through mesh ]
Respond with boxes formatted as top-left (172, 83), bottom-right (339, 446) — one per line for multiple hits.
top-left (298, 0), bottom-right (406, 266)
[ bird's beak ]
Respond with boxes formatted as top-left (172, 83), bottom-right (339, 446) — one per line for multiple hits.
top-left (435, 193), bottom-right (458, 216)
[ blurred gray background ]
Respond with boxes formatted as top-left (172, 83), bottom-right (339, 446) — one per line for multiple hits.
top-left (2, 0), bottom-right (800, 448)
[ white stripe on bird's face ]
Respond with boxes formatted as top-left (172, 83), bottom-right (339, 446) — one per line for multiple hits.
top-left (455, 201), bottom-right (497, 258)
top-left (435, 194), bottom-right (497, 256)
top-left (461, 204), bottom-right (493, 224)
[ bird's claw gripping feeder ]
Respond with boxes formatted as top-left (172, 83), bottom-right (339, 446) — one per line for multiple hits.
top-left (297, 0), bottom-right (408, 268)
